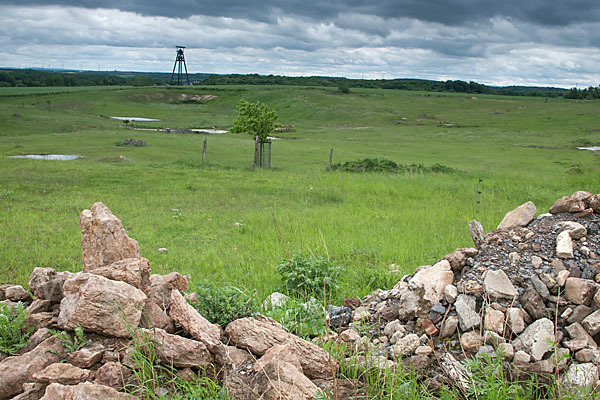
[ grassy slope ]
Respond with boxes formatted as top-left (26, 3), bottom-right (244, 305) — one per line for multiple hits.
top-left (0, 85), bottom-right (598, 300)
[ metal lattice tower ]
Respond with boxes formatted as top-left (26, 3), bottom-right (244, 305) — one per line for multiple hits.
top-left (170, 46), bottom-right (191, 86)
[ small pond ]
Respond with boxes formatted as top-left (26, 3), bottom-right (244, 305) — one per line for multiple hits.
top-left (110, 117), bottom-right (161, 122)
top-left (10, 154), bottom-right (80, 160)
top-left (578, 146), bottom-right (600, 151)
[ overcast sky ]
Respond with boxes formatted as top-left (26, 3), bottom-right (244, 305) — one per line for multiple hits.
top-left (0, 0), bottom-right (599, 87)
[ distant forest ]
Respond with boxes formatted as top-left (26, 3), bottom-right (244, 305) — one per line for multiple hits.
top-left (1, 68), bottom-right (598, 99)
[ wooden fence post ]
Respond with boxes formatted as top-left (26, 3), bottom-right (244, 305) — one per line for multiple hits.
top-left (253, 136), bottom-right (260, 171)
top-left (329, 148), bottom-right (334, 170)
top-left (268, 141), bottom-right (272, 168)
top-left (202, 137), bottom-right (207, 162)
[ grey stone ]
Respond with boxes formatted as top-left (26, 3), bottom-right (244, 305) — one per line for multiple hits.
top-left (581, 309), bottom-right (600, 336)
top-left (440, 315), bottom-right (459, 338)
top-left (512, 318), bottom-right (555, 361)
top-left (530, 274), bottom-right (550, 299)
top-left (497, 201), bottom-right (537, 231)
top-left (455, 295), bottom-right (480, 331)
top-left (556, 231), bottom-right (574, 259)
top-left (562, 363), bottom-right (598, 388)
top-left (483, 269), bottom-right (518, 301)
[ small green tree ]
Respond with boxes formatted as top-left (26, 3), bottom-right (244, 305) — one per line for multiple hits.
top-left (231, 99), bottom-right (277, 142)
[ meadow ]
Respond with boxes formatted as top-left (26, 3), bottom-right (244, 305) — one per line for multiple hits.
top-left (0, 85), bottom-right (598, 302)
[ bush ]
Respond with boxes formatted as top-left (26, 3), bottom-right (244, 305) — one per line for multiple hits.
top-left (330, 158), bottom-right (457, 174)
top-left (188, 281), bottom-right (255, 326)
top-left (277, 253), bottom-right (341, 301)
top-left (263, 297), bottom-right (325, 338)
top-left (0, 302), bottom-right (33, 355)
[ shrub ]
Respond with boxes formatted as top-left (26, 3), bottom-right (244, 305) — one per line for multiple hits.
top-left (263, 297), bottom-right (325, 338)
top-left (49, 325), bottom-right (88, 360)
top-left (277, 253), bottom-right (341, 301)
top-left (330, 158), bottom-right (457, 174)
top-left (188, 281), bottom-right (255, 326)
top-left (0, 302), bottom-right (33, 355)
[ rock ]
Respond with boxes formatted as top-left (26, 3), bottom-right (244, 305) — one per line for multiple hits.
top-left (94, 361), bottom-right (132, 389)
top-left (530, 274), bottom-right (550, 299)
top-left (513, 350), bottom-right (531, 363)
top-left (262, 292), bottom-right (289, 308)
top-left (213, 345), bottom-right (253, 376)
top-left (521, 287), bottom-right (547, 320)
top-left (33, 362), bottom-right (91, 385)
top-left (225, 315), bottom-right (337, 379)
top-left (415, 345), bottom-right (433, 356)
top-left (140, 299), bottom-right (174, 333)
top-left (392, 333), bottom-right (420, 357)
top-left (564, 278), bottom-right (597, 306)
top-left (328, 305), bottom-right (353, 327)
top-left (0, 337), bottom-right (63, 400)
top-left (5, 285), bottom-right (31, 302)
top-left (556, 270), bottom-right (570, 286)
top-left (581, 309), bottom-right (600, 336)
top-left (234, 360), bottom-right (322, 400)
top-left (438, 352), bottom-right (472, 394)
top-left (497, 201), bottom-right (536, 231)
top-left (80, 202), bottom-right (140, 272)
top-left (10, 382), bottom-right (46, 400)
top-left (550, 193), bottom-right (587, 214)
top-left (149, 272), bottom-right (188, 308)
top-left (409, 260), bottom-right (454, 305)
top-left (483, 269), bottom-right (518, 301)
top-left (168, 289), bottom-right (221, 350)
top-left (24, 311), bottom-right (56, 331)
top-left (469, 220), bottom-right (485, 248)
top-left (69, 341), bottom-right (106, 369)
top-left (397, 289), bottom-right (424, 320)
top-left (567, 305), bottom-right (592, 324)
top-left (552, 258), bottom-right (566, 272)
top-left (455, 295), bottom-right (480, 331)
top-left (383, 320), bottom-right (405, 338)
top-left (508, 251), bottom-right (521, 265)
top-left (26, 299), bottom-right (52, 314)
top-left (512, 318), bottom-right (555, 361)
top-left (21, 328), bottom-right (52, 353)
top-left (565, 322), bottom-right (597, 348)
top-left (590, 194), bottom-right (600, 213)
top-left (561, 221), bottom-right (587, 239)
top-left (41, 382), bottom-right (136, 400)
top-left (443, 284), bottom-right (458, 303)
top-left (498, 343), bottom-right (514, 360)
top-left (253, 343), bottom-right (304, 374)
top-left (507, 307), bottom-right (525, 335)
top-left (440, 315), bottom-right (459, 338)
top-left (484, 307), bottom-right (505, 335)
top-left (138, 328), bottom-right (211, 368)
top-left (562, 363), bottom-right (598, 388)
top-left (338, 329), bottom-right (361, 344)
top-left (556, 231), bottom-right (574, 259)
top-left (352, 306), bottom-right (370, 321)
top-left (531, 255), bottom-right (543, 268)
top-left (91, 257), bottom-right (150, 293)
top-left (457, 279), bottom-right (484, 296)
top-left (460, 331), bottom-right (482, 352)
top-left (57, 274), bottom-right (146, 338)
top-left (443, 248), bottom-right (468, 271)
top-left (575, 347), bottom-right (600, 363)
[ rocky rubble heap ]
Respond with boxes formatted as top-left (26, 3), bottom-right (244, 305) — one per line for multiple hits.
top-left (1, 192), bottom-right (600, 399)
top-left (326, 190), bottom-right (600, 391)
top-left (0, 202), bottom-right (337, 400)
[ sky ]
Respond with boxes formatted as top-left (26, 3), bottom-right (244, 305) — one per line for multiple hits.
top-left (0, 0), bottom-right (599, 88)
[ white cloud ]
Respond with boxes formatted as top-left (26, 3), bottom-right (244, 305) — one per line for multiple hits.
top-left (0, 5), bottom-right (599, 87)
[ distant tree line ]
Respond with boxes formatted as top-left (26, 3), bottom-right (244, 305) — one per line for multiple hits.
top-left (563, 86), bottom-right (600, 100)
top-left (202, 73), bottom-right (568, 98)
top-left (0, 69), bottom-right (209, 88)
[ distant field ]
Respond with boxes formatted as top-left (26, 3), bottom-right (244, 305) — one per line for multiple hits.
top-left (0, 85), bottom-right (598, 301)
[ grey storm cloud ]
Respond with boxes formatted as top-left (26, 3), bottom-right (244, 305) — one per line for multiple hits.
top-left (0, 0), bottom-right (599, 87)
top-left (2, 0), bottom-right (600, 26)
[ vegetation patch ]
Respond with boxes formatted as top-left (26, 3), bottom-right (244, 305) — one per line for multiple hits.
top-left (188, 281), bottom-right (255, 326)
top-left (0, 302), bottom-right (33, 355)
top-left (331, 158), bottom-right (457, 174)
top-left (117, 138), bottom-right (149, 147)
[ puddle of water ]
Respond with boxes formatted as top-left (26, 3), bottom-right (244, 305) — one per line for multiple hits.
top-left (11, 154), bottom-right (80, 160)
top-left (190, 129), bottom-right (229, 134)
top-left (578, 146), bottom-right (600, 151)
top-left (110, 116), bottom-right (161, 122)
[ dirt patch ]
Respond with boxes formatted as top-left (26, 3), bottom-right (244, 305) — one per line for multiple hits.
top-left (128, 92), bottom-right (217, 103)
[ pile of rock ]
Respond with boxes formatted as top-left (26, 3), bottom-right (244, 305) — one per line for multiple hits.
top-left (328, 190), bottom-right (600, 390)
top-left (2, 191), bottom-right (600, 399)
top-left (0, 203), bottom-right (338, 400)
top-left (117, 139), bottom-right (149, 147)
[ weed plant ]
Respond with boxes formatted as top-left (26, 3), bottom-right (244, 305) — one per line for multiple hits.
top-left (263, 297), bottom-right (326, 338)
top-left (277, 253), bottom-right (341, 301)
top-left (188, 281), bottom-right (255, 326)
top-left (0, 302), bottom-right (32, 355)
top-left (49, 325), bottom-right (87, 360)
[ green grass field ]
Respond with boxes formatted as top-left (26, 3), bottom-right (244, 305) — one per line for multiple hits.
top-left (0, 85), bottom-right (598, 301)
